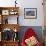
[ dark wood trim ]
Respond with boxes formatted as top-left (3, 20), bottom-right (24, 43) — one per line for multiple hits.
top-left (0, 7), bottom-right (19, 10)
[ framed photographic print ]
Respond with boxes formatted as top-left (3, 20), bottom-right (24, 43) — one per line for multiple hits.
top-left (9, 9), bottom-right (17, 15)
top-left (9, 10), bottom-right (15, 15)
top-left (24, 8), bottom-right (37, 19)
top-left (2, 10), bottom-right (9, 15)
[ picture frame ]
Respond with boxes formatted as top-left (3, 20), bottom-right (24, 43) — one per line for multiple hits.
top-left (24, 8), bottom-right (37, 19)
top-left (2, 10), bottom-right (9, 15)
top-left (9, 10), bottom-right (17, 15)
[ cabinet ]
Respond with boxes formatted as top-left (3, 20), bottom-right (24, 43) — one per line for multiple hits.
top-left (0, 7), bottom-right (20, 46)
top-left (0, 7), bottom-right (19, 24)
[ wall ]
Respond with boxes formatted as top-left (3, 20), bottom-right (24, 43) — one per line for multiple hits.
top-left (0, 0), bottom-right (44, 26)
top-left (18, 26), bottom-right (44, 44)
top-left (18, 0), bottom-right (44, 26)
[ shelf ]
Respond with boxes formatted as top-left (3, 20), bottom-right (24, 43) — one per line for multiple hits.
top-left (0, 7), bottom-right (19, 10)
top-left (1, 15), bottom-right (18, 24)
top-left (1, 40), bottom-right (19, 46)
top-left (2, 40), bottom-right (19, 43)
top-left (0, 7), bottom-right (20, 46)
top-left (0, 7), bottom-right (19, 16)
top-left (0, 24), bottom-right (20, 32)
top-left (0, 7), bottom-right (19, 24)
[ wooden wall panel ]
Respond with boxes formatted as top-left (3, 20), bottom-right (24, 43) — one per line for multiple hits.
top-left (44, 0), bottom-right (46, 46)
top-left (44, 1), bottom-right (46, 26)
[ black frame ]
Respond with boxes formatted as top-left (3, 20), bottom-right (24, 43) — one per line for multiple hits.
top-left (24, 8), bottom-right (37, 19)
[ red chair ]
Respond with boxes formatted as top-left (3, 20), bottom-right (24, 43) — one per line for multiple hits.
top-left (21, 28), bottom-right (41, 46)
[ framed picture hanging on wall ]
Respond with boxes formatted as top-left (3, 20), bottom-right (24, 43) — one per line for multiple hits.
top-left (24, 8), bottom-right (37, 19)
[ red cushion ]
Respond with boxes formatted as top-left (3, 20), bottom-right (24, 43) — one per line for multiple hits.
top-left (21, 28), bottom-right (41, 46)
